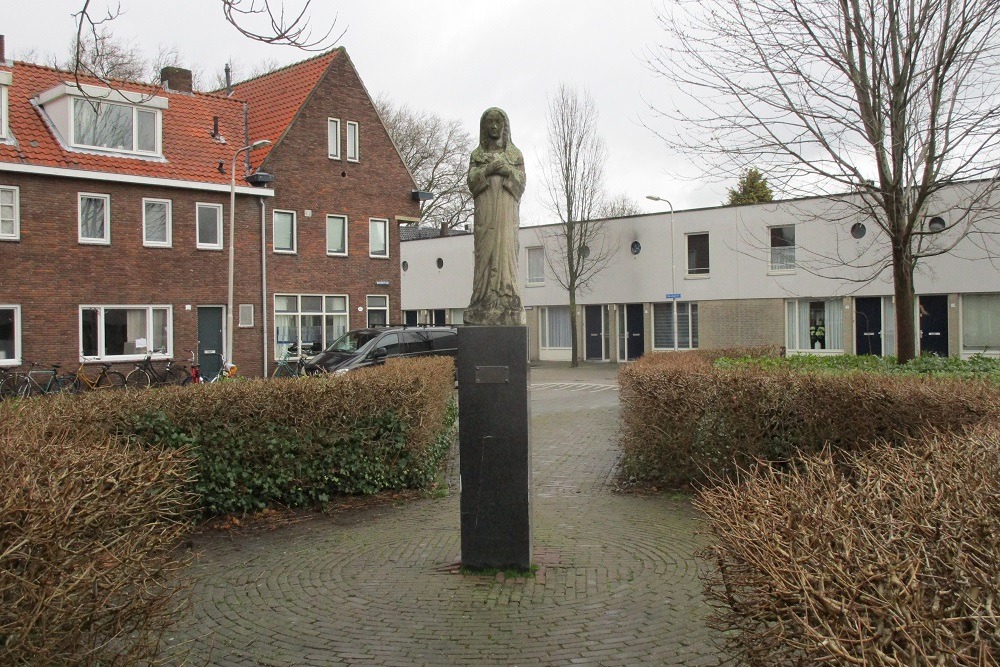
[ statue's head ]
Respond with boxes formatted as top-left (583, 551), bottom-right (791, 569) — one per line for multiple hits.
top-left (480, 107), bottom-right (511, 149)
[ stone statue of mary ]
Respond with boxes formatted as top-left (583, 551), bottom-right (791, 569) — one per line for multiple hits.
top-left (464, 107), bottom-right (526, 326)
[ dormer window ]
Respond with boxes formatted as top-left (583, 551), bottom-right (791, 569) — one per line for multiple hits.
top-left (73, 99), bottom-right (157, 153)
top-left (36, 82), bottom-right (167, 157)
top-left (0, 71), bottom-right (11, 140)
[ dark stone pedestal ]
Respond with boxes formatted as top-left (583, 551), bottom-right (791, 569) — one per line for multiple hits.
top-left (457, 326), bottom-right (532, 570)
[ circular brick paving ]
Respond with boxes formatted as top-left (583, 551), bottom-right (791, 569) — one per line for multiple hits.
top-left (160, 378), bottom-right (726, 666)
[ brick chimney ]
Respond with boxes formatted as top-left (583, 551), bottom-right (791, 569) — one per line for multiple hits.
top-left (160, 66), bottom-right (193, 93)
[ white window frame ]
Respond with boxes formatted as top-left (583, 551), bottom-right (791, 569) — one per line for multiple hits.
top-left (0, 185), bottom-right (19, 241)
top-left (768, 224), bottom-right (796, 272)
top-left (366, 294), bottom-right (389, 328)
top-left (328, 117), bottom-right (341, 159)
top-left (686, 232), bottom-right (710, 277)
top-left (142, 198), bottom-right (172, 248)
top-left (346, 121), bottom-right (359, 161)
top-left (71, 98), bottom-right (161, 156)
top-left (273, 209), bottom-right (297, 254)
top-left (327, 214), bottom-right (348, 256)
top-left (540, 306), bottom-right (573, 350)
top-left (785, 298), bottom-right (844, 354)
top-left (239, 304), bottom-right (254, 328)
top-left (527, 246), bottom-right (545, 285)
top-left (196, 202), bottom-right (223, 250)
top-left (652, 301), bottom-right (699, 351)
top-left (369, 217), bottom-right (389, 258)
top-left (961, 293), bottom-right (1000, 357)
top-left (0, 304), bottom-right (21, 367)
top-left (0, 78), bottom-right (9, 141)
top-left (273, 293), bottom-right (349, 359)
top-left (79, 304), bottom-right (173, 361)
top-left (78, 192), bottom-right (110, 245)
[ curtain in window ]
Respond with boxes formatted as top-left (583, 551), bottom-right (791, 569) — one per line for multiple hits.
top-left (275, 314), bottom-right (298, 356)
top-left (81, 308), bottom-right (99, 357)
top-left (151, 309), bottom-right (168, 352)
top-left (0, 188), bottom-right (14, 236)
top-left (274, 212), bottom-right (294, 251)
top-left (883, 298), bottom-right (896, 356)
top-left (545, 307), bottom-right (572, 348)
top-left (126, 309), bottom-right (148, 351)
top-left (327, 216), bottom-right (346, 253)
top-left (825, 300), bottom-right (843, 350)
top-left (963, 293), bottom-right (1000, 351)
top-left (325, 314), bottom-right (348, 346)
top-left (527, 247), bottom-right (544, 282)
top-left (678, 304), bottom-right (692, 348)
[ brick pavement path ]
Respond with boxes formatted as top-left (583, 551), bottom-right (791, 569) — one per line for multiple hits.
top-left (159, 362), bottom-right (726, 666)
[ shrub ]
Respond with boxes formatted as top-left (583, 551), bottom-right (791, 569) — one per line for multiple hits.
top-left (697, 426), bottom-right (1000, 665)
top-left (2, 356), bottom-right (456, 515)
top-left (618, 350), bottom-right (1000, 488)
top-left (0, 402), bottom-right (195, 665)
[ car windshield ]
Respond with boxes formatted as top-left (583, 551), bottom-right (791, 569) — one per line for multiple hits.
top-left (327, 330), bottom-right (380, 354)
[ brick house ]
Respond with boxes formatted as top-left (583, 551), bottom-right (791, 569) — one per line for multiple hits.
top-left (0, 43), bottom-right (417, 378)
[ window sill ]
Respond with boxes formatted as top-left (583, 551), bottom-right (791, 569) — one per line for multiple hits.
top-left (327, 251), bottom-right (348, 257)
top-left (197, 245), bottom-right (224, 251)
top-left (274, 249), bottom-right (297, 255)
top-left (79, 238), bottom-right (111, 246)
top-left (526, 282), bottom-right (545, 288)
top-left (88, 353), bottom-right (172, 363)
top-left (369, 254), bottom-right (390, 260)
top-left (0, 236), bottom-right (20, 242)
top-left (328, 155), bottom-right (341, 161)
top-left (143, 242), bottom-right (172, 249)
top-left (768, 268), bottom-right (796, 275)
top-left (684, 274), bottom-right (710, 280)
top-left (0, 359), bottom-right (20, 368)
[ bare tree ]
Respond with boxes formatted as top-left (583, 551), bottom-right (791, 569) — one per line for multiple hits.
top-left (210, 57), bottom-right (283, 91)
top-left (68, 26), bottom-right (146, 81)
top-left (648, 0), bottom-right (1000, 362)
top-left (540, 84), bottom-right (621, 366)
top-left (72, 1), bottom-right (341, 55)
top-left (598, 193), bottom-right (645, 218)
top-left (375, 96), bottom-right (474, 235)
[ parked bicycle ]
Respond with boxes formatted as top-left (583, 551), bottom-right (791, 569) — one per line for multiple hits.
top-left (5, 361), bottom-right (72, 397)
top-left (125, 352), bottom-right (187, 389)
top-left (180, 350), bottom-right (204, 385)
top-left (60, 359), bottom-right (127, 393)
top-left (271, 343), bottom-right (311, 378)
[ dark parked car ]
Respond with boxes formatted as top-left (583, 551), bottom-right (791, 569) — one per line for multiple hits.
top-left (303, 325), bottom-right (458, 374)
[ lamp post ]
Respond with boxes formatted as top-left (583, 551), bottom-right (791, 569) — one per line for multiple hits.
top-left (228, 139), bottom-right (271, 369)
top-left (645, 195), bottom-right (676, 297)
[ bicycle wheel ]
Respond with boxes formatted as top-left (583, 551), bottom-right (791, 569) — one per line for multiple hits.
top-left (125, 368), bottom-right (152, 390)
top-left (14, 375), bottom-right (37, 398)
top-left (0, 373), bottom-right (18, 399)
top-left (50, 375), bottom-right (76, 394)
top-left (272, 363), bottom-right (294, 378)
top-left (164, 365), bottom-right (187, 386)
top-left (97, 370), bottom-right (127, 390)
top-left (58, 374), bottom-right (83, 394)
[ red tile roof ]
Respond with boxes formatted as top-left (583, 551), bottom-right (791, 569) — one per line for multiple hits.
top-left (0, 62), bottom-right (253, 187)
top-left (227, 49), bottom-right (341, 170)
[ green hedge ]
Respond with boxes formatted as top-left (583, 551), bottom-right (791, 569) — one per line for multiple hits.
top-left (3, 356), bottom-right (456, 515)
top-left (618, 350), bottom-right (1000, 488)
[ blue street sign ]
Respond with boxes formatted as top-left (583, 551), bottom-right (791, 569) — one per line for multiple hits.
top-left (666, 293), bottom-right (681, 299)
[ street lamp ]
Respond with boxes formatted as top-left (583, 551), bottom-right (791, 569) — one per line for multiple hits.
top-left (645, 195), bottom-right (676, 298)
top-left (228, 139), bottom-right (271, 369)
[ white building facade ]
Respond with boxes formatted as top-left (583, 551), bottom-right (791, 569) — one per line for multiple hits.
top-left (401, 188), bottom-right (1000, 362)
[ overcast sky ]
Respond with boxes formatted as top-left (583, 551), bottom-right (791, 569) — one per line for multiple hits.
top-left (7, 0), bottom-right (729, 224)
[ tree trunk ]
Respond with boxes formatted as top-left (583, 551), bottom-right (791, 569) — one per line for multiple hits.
top-left (569, 290), bottom-right (579, 368)
top-left (892, 243), bottom-right (917, 364)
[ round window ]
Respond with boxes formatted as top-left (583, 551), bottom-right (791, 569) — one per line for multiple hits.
top-left (630, 241), bottom-right (641, 256)
top-left (401, 261), bottom-right (409, 272)
top-left (928, 216), bottom-right (946, 232)
top-left (850, 222), bottom-right (867, 239)
top-left (436, 258), bottom-right (444, 269)
top-left (580, 244), bottom-right (591, 259)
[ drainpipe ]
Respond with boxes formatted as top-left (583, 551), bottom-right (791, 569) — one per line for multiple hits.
top-left (260, 196), bottom-right (268, 377)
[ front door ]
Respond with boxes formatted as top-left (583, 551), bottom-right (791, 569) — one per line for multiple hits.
top-left (585, 305), bottom-right (605, 360)
top-left (855, 297), bottom-right (882, 356)
top-left (919, 295), bottom-right (949, 356)
top-left (197, 306), bottom-right (224, 380)
top-left (618, 304), bottom-right (645, 361)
